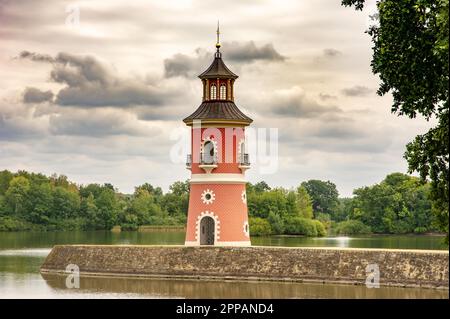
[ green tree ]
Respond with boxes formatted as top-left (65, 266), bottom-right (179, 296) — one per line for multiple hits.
top-left (295, 186), bottom-right (314, 219)
top-left (79, 184), bottom-right (104, 199)
top-left (52, 186), bottom-right (80, 219)
top-left (334, 220), bottom-right (372, 235)
top-left (161, 180), bottom-right (189, 221)
top-left (128, 189), bottom-right (159, 225)
top-left (49, 174), bottom-right (70, 189)
top-left (301, 180), bottom-right (339, 218)
top-left (168, 180), bottom-right (190, 196)
top-left (267, 211), bottom-right (285, 234)
top-left (248, 188), bottom-right (288, 219)
top-left (335, 198), bottom-right (355, 222)
top-left (26, 183), bottom-right (53, 224)
top-left (249, 217), bottom-right (272, 236)
top-left (80, 193), bottom-right (98, 229)
top-left (350, 173), bottom-right (436, 234)
top-left (342, 0), bottom-right (449, 240)
top-left (0, 170), bottom-right (13, 195)
top-left (5, 176), bottom-right (30, 216)
top-left (283, 216), bottom-right (323, 237)
top-left (253, 181), bottom-right (271, 193)
top-left (135, 183), bottom-right (163, 198)
top-left (94, 188), bottom-right (119, 230)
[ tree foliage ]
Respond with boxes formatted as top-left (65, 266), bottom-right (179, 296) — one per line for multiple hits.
top-left (347, 173), bottom-right (436, 234)
top-left (300, 180), bottom-right (339, 218)
top-left (246, 181), bottom-right (326, 237)
top-left (341, 0), bottom-right (449, 240)
top-left (0, 170), bottom-right (442, 241)
top-left (0, 170), bottom-right (188, 231)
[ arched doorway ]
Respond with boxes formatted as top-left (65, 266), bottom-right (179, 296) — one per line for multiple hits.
top-left (200, 216), bottom-right (215, 245)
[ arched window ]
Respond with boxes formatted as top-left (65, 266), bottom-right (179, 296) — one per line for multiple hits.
top-left (202, 140), bottom-right (216, 164)
top-left (220, 84), bottom-right (227, 100)
top-left (210, 84), bottom-right (217, 99)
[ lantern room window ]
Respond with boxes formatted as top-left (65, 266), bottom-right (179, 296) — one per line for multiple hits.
top-left (210, 84), bottom-right (217, 99)
top-left (220, 84), bottom-right (227, 100)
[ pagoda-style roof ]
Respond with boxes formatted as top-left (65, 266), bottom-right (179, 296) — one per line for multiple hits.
top-left (198, 53), bottom-right (238, 79)
top-left (183, 101), bottom-right (252, 125)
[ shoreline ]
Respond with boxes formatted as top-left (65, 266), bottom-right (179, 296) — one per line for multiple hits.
top-left (0, 227), bottom-right (446, 237)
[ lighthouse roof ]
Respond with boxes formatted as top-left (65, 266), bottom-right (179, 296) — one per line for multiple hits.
top-left (198, 53), bottom-right (238, 79)
top-left (183, 100), bottom-right (252, 125)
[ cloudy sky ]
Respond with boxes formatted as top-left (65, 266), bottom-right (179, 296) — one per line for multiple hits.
top-left (0, 0), bottom-right (433, 196)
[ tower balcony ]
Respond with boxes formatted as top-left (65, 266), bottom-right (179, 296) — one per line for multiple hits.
top-left (238, 153), bottom-right (251, 172)
top-left (199, 153), bottom-right (218, 174)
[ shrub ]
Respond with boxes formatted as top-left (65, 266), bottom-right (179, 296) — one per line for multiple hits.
top-left (315, 212), bottom-right (331, 229)
top-left (313, 219), bottom-right (327, 237)
top-left (249, 217), bottom-right (272, 236)
top-left (284, 217), bottom-right (317, 236)
top-left (267, 212), bottom-right (284, 234)
top-left (334, 220), bottom-right (371, 235)
top-left (0, 216), bottom-right (33, 231)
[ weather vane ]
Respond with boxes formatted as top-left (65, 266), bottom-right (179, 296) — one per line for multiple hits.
top-left (216, 20), bottom-right (221, 50)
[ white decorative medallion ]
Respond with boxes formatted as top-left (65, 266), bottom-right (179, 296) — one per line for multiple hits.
top-left (201, 189), bottom-right (216, 205)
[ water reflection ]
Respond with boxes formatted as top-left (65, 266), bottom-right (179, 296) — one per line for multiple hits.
top-left (0, 231), bottom-right (447, 299)
top-left (0, 249), bottom-right (51, 257)
top-left (41, 273), bottom-right (449, 299)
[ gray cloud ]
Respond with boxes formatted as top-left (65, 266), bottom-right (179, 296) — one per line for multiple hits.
top-left (224, 41), bottom-right (285, 62)
top-left (276, 116), bottom-right (393, 155)
top-left (0, 102), bottom-right (47, 141)
top-left (342, 85), bottom-right (372, 97)
top-left (164, 48), bottom-right (210, 78)
top-left (19, 51), bottom-right (170, 107)
top-left (323, 48), bottom-right (342, 57)
top-left (310, 123), bottom-right (363, 139)
top-left (49, 110), bottom-right (153, 137)
top-left (164, 41), bottom-right (285, 78)
top-left (319, 93), bottom-right (337, 101)
top-left (272, 99), bottom-right (339, 118)
top-left (255, 87), bottom-right (341, 118)
top-left (18, 50), bottom-right (54, 63)
top-left (23, 87), bottom-right (54, 104)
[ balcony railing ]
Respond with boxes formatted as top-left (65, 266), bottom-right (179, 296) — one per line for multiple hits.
top-left (186, 154), bottom-right (192, 168)
top-left (239, 153), bottom-right (250, 166)
top-left (200, 153), bottom-right (217, 165)
top-left (187, 153), bottom-right (249, 167)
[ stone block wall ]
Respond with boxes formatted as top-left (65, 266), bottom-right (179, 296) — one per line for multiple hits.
top-left (40, 245), bottom-right (449, 289)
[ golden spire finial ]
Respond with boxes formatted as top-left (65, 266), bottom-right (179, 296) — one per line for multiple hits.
top-left (216, 20), bottom-right (221, 50)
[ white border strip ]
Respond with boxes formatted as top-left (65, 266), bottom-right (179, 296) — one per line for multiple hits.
top-left (190, 173), bottom-right (246, 184)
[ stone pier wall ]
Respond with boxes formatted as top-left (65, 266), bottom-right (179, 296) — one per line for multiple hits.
top-left (40, 245), bottom-right (449, 289)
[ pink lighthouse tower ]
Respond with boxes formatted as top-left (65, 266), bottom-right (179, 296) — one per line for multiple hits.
top-left (183, 24), bottom-right (253, 246)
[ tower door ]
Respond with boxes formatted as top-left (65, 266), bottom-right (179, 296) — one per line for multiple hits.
top-left (200, 216), bottom-right (215, 245)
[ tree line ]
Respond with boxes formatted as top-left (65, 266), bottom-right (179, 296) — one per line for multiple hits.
top-left (0, 170), bottom-right (188, 232)
top-left (0, 170), bottom-right (442, 238)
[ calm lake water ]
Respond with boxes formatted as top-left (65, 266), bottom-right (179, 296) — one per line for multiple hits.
top-left (0, 231), bottom-right (448, 299)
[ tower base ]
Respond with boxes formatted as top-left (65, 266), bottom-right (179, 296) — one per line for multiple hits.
top-left (184, 241), bottom-right (251, 247)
